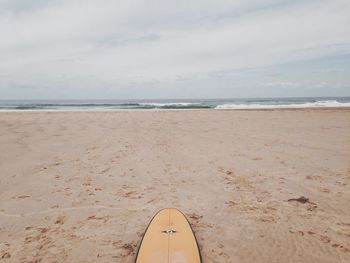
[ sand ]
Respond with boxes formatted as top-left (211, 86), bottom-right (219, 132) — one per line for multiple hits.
top-left (0, 109), bottom-right (349, 263)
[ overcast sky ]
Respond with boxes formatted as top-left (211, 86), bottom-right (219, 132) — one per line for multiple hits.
top-left (0, 0), bottom-right (349, 99)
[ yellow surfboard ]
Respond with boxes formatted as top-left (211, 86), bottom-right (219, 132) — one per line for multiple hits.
top-left (135, 208), bottom-right (202, 263)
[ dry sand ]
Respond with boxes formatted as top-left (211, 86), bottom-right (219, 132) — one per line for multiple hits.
top-left (0, 109), bottom-right (349, 263)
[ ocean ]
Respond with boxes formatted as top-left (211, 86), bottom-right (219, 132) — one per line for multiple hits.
top-left (0, 97), bottom-right (350, 111)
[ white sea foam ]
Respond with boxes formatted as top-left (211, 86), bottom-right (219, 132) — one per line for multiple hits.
top-left (215, 100), bottom-right (350, 109)
top-left (139, 102), bottom-right (200, 107)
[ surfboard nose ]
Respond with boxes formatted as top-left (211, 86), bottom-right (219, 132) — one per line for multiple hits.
top-left (135, 208), bottom-right (202, 263)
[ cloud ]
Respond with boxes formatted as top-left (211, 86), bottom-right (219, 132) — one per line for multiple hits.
top-left (0, 0), bottom-right (349, 99)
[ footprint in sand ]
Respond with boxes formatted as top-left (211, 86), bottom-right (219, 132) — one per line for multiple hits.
top-left (146, 199), bottom-right (155, 204)
top-left (87, 215), bottom-right (110, 223)
top-left (225, 201), bottom-right (237, 208)
top-left (100, 168), bottom-right (110, 174)
top-left (120, 243), bottom-right (136, 256)
top-left (37, 227), bottom-right (50, 233)
top-left (123, 191), bottom-right (143, 199)
top-left (319, 235), bottom-right (331, 243)
top-left (112, 241), bottom-right (138, 258)
top-left (55, 215), bottom-right (66, 225)
top-left (188, 213), bottom-right (203, 221)
top-left (1, 252), bottom-right (11, 259)
top-left (187, 213), bottom-right (213, 228)
top-left (321, 188), bottom-right (330, 193)
top-left (17, 195), bottom-right (30, 199)
top-left (305, 175), bottom-right (323, 181)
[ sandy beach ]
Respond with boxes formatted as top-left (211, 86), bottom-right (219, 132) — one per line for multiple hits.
top-left (0, 109), bottom-right (349, 263)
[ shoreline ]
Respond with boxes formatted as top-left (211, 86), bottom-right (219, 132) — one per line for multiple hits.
top-left (0, 106), bottom-right (350, 113)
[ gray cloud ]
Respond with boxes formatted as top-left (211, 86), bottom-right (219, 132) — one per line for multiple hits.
top-left (0, 0), bottom-right (349, 99)
top-left (0, 0), bottom-right (57, 14)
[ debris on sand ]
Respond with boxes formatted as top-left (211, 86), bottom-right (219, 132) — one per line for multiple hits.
top-left (188, 213), bottom-right (203, 220)
top-left (287, 196), bottom-right (311, 204)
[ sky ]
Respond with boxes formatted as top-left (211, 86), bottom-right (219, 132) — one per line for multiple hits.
top-left (0, 0), bottom-right (349, 99)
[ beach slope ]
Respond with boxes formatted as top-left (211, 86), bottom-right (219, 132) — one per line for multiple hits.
top-left (0, 109), bottom-right (349, 262)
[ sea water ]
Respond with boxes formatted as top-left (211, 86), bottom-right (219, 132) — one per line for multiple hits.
top-left (0, 97), bottom-right (349, 111)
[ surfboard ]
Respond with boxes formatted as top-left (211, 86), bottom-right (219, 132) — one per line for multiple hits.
top-left (135, 208), bottom-right (202, 263)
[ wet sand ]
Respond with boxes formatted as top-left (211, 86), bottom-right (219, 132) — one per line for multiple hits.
top-left (0, 109), bottom-right (349, 262)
